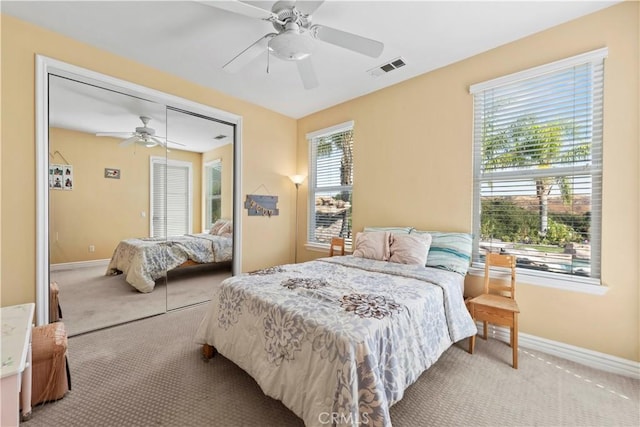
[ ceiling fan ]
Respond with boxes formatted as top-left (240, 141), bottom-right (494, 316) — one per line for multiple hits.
top-left (202, 0), bottom-right (384, 89)
top-left (96, 116), bottom-right (184, 148)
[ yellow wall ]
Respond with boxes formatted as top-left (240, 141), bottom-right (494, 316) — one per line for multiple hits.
top-left (50, 128), bottom-right (161, 262)
top-left (297, 2), bottom-right (639, 361)
top-left (1, 15), bottom-right (297, 306)
top-left (49, 128), bottom-right (204, 263)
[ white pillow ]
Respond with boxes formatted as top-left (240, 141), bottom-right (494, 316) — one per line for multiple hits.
top-left (352, 231), bottom-right (391, 261)
top-left (210, 219), bottom-right (232, 235)
top-left (389, 233), bottom-right (432, 266)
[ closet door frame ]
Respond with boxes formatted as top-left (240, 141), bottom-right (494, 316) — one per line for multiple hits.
top-left (35, 55), bottom-right (243, 326)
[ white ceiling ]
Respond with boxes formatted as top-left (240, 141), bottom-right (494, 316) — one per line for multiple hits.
top-left (3, 0), bottom-right (618, 119)
top-left (49, 75), bottom-right (235, 153)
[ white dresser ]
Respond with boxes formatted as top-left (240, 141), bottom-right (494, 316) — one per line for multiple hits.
top-left (1, 303), bottom-right (35, 426)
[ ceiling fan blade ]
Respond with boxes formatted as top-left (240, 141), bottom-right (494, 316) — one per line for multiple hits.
top-left (153, 136), bottom-right (186, 147)
top-left (96, 132), bottom-right (133, 137)
top-left (294, 0), bottom-right (325, 15)
top-left (119, 136), bottom-right (140, 147)
top-left (296, 57), bottom-right (319, 90)
top-left (311, 24), bottom-right (384, 58)
top-left (197, 0), bottom-right (277, 21)
top-left (223, 33), bottom-right (276, 73)
top-left (167, 139), bottom-right (186, 147)
top-left (149, 137), bottom-right (167, 147)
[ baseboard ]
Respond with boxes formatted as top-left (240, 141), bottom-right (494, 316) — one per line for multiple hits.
top-left (478, 322), bottom-right (640, 379)
top-left (50, 259), bottom-right (110, 271)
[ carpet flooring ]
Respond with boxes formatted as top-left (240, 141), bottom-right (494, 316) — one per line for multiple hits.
top-left (51, 261), bottom-right (231, 336)
top-left (22, 303), bottom-right (639, 427)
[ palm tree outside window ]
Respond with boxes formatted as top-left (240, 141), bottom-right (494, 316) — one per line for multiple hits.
top-left (306, 121), bottom-right (354, 249)
top-left (471, 49), bottom-right (606, 284)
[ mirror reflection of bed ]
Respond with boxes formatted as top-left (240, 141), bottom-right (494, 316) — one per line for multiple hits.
top-left (48, 75), bottom-right (236, 336)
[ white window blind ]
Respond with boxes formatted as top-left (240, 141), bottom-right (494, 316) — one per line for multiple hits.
top-left (205, 159), bottom-right (222, 229)
top-left (471, 49), bottom-right (606, 284)
top-left (307, 121), bottom-right (354, 247)
top-left (151, 158), bottom-right (193, 237)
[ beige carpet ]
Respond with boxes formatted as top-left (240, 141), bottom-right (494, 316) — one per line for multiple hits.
top-left (51, 262), bottom-right (231, 336)
top-left (23, 304), bottom-right (639, 427)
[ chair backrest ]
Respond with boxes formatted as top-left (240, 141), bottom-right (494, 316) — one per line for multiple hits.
top-left (483, 252), bottom-right (517, 299)
top-left (329, 237), bottom-right (345, 257)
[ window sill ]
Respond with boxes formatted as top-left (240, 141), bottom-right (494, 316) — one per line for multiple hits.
top-left (304, 242), bottom-right (352, 255)
top-left (468, 264), bottom-right (608, 296)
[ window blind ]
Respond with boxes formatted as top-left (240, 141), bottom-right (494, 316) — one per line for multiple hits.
top-left (471, 49), bottom-right (606, 282)
top-left (307, 122), bottom-right (354, 247)
top-left (151, 158), bottom-right (192, 238)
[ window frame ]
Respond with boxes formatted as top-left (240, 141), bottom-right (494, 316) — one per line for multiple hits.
top-left (204, 159), bottom-right (222, 230)
top-left (305, 120), bottom-right (355, 251)
top-left (469, 48), bottom-right (607, 295)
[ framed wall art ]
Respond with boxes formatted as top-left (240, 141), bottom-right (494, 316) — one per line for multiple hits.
top-left (49, 164), bottom-right (73, 190)
top-left (104, 168), bottom-right (121, 179)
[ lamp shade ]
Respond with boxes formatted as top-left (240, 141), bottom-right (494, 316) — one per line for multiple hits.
top-left (290, 175), bottom-right (306, 185)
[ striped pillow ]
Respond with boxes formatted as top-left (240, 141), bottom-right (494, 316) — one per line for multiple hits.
top-left (411, 230), bottom-right (472, 275)
top-left (364, 226), bottom-right (413, 235)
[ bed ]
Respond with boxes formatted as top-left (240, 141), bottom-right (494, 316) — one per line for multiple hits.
top-left (106, 233), bottom-right (232, 293)
top-left (194, 251), bottom-right (476, 427)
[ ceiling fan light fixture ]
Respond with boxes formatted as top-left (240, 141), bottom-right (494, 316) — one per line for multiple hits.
top-left (269, 23), bottom-right (314, 61)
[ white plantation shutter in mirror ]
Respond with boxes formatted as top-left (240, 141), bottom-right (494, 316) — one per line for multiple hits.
top-left (166, 165), bottom-right (190, 236)
top-left (151, 157), bottom-right (193, 238)
top-left (151, 160), bottom-right (167, 237)
top-left (471, 48), bottom-right (606, 284)
top-left (307, 121), bottom-right (354, 248)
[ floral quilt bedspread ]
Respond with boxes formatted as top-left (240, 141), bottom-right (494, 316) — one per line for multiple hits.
top-left (106, 233), bottom-right (232, 293)
top-left (194, 256), bottom-right (477, 427)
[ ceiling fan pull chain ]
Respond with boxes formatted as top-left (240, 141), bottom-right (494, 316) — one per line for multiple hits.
top-left (266, 40), bottom-right (271, 74)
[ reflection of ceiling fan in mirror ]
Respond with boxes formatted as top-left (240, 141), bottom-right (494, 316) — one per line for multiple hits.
top-left (203, 0), bottom-right (384, 89)
top-left (96, 116), bottom-right (185, 148)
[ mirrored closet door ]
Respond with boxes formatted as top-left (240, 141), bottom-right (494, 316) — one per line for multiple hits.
top-left (42, 61), bottom-right (241, 335)
top-left (163, 108), bottom-right (235, 310)
top-left (48, 75), bottom-right (168, 336)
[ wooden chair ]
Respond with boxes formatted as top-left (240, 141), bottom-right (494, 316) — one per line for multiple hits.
top-left (328, 237), bottom-right (345, 257)
top-left (468, 252), bottom-right (520, 368)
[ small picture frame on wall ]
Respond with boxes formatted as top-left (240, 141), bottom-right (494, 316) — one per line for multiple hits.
top-left (49, 164), bottom-right (73, 190)
top-left (104, 168), bottom-right (121, 179)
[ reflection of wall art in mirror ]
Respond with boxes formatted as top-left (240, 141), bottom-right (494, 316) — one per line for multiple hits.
top-left (104, 168), bottom-right (121, 179)
top-left (245, 194), bottom-right (279, 217)
top-left (49, 164), bottom-right (73, 190)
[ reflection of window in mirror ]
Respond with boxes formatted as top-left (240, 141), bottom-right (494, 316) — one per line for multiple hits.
top-left (205, 159), bottom-right (222, 229)
top-left (150, 157), bottom-right (193, 238)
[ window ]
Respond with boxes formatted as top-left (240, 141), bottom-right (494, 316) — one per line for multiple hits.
top-left (150, 157), bottom-right (193, 237)
top-left (471, 48), bottom-right (606, 286)
top-left (204, 159), bottom-right (222, 229)
top-left (306, 121), bottom-right (354, 248)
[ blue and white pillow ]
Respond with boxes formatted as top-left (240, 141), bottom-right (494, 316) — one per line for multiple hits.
top-left (410, 230), bottom-right (472, 275)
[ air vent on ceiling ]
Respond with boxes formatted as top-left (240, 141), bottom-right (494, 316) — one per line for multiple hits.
top-left (368, 57), bottom-right (406, 78)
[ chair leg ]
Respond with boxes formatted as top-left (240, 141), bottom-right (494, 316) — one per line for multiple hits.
top-left (468, 304), bottom-right (476, 354)
top-left (483, 321), bottom-right (488, 339)
top-left (512, 314), bottom-right (518, 369)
